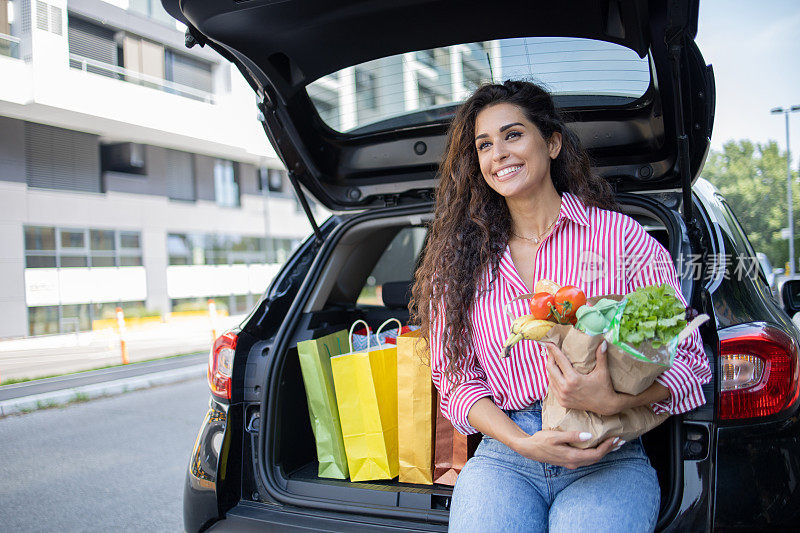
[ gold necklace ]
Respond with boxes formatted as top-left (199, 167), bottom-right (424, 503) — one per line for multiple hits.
top-left (511, 210), bottom-right (560, 244)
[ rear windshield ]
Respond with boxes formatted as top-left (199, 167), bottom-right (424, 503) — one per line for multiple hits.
top-left (307, 37), bottom-right (651, 135)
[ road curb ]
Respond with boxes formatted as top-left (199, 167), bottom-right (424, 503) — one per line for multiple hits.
top-left (0, 363), bottom-right (207, 416)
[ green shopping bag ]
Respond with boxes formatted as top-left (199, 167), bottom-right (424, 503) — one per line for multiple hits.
top-left (297, 329), bottom-right (350, 479)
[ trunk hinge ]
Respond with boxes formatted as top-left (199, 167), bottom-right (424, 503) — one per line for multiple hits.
top-left (666, 26), bottom-right (704, 251)
top-left (287, 170), bottom-right (323, 245)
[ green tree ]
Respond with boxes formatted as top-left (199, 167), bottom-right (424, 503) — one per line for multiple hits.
top-left (703, 140), bottom-right (799, 270)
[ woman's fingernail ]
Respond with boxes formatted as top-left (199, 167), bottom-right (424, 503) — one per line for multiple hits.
top-left (612, 437), bottom-right (620, 445)
top-left (618, 440), bottom-right (626, 446)
top-left (579, 432), bottom-right (592, 441)
top-left (601, 340), bottom-right (608, 352)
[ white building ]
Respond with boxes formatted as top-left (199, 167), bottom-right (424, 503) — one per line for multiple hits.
top-left (0, 0), bottom-right (506, 338)
top-left (0, 0), bottom-right (317, 338)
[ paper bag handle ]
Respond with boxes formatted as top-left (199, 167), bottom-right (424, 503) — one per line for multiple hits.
top-left (348, 319), bottom-right (371, 352)
top-left (504, 293), bottom-right (535, 320)
top-left (677, 314), bottom-right (710, 344)
top-left (376, 318), bottom-right (402, 343)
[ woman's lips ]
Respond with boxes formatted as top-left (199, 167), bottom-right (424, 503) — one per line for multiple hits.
top-left (494, 164), bottom-right (523, 181)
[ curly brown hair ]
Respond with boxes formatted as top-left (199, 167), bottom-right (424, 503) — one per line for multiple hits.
top-left (410, 80), bottom-right (618, 385)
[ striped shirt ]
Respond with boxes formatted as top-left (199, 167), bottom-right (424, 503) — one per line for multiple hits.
top-left (430, 192), bottom-right (712, 435)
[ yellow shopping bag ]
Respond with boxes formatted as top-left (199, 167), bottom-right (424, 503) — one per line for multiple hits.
top-left (396, 329), bottom-right (434, 484)
top-left (331, 319), bottom-right (399, 482)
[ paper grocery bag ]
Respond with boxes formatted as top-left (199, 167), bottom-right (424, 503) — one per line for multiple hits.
top-left (543, 393), bottom-right (669, 449)
top-left (330, 320), bottom-right (400, 482)
top-left (296, 330), bottom-right (350, 479)
top-left (433, 399), bottom-right (481, 486)
top-left (540, 312), bottom-right (708, 448)
top-left (541, 321), bottom-right (668, 397)
top-left (396, 329), bottom-right (434, 485)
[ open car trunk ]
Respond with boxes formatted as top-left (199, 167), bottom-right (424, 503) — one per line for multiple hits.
top-left (254, 191), bottom-right (701, 528)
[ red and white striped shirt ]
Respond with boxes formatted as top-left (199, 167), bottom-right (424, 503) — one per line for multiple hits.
top-left (430, 192), bottom-right (712, 435)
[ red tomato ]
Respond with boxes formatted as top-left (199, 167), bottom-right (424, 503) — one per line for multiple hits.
top-left (529, 292), bottom-right (555, 320)
top-left (553, 285), bottom-right (586, 322)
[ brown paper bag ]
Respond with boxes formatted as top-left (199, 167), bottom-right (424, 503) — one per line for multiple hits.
top-left (542, 394), bottom-right (669, 449)
top-left (433, 398), bottom-right (481, 486)
top-left (396, 329), bottom-right (435, 485)
top-left (540, 323), bottom-right (671, 448)
top-left (539, 299), bottom-right (709, 448)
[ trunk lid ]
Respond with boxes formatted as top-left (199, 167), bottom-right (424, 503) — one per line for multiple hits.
top-left (162, 0), bottom-right (714, 211)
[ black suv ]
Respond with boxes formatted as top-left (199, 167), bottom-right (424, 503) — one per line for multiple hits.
top-left (163, 1), bottom-right (800, 530)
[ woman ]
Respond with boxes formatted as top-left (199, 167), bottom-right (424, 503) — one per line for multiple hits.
top-left (410, 81), bottom-right (711, 532)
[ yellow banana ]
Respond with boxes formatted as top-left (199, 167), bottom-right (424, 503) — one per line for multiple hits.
top-left (501, 315), bottom-right (554, 357)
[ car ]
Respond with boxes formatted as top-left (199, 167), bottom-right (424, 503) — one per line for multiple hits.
top-left (161, 0), bottom-right (800, 530)
top-left (756, 252), bottom-right (782, 298)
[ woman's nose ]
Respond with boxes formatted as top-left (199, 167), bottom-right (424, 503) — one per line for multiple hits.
top-left (492, 143), bottom-right (508, 161)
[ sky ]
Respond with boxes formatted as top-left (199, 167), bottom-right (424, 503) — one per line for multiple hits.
top-left (696, 0), bottom-right (800, 165)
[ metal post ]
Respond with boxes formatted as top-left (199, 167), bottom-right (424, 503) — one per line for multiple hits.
top-left (772, 106), bottom-right (800, 275)
top-left (787, 111), bottom-right (794, 276)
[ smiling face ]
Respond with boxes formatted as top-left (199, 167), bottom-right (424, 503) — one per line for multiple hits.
top-left (474, 102), bottom-right (561, 200)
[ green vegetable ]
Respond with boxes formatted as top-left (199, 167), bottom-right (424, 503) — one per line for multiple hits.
top-left (617, 284), bottom-right (686, 348)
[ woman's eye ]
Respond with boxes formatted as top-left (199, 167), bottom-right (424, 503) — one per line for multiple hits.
top-left (477, 141), bottom-right (491, 150)
top-left (506, 130), bottom-right (522, 140)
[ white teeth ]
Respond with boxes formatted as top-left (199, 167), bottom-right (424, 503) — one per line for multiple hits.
top-left (497, 165), bottom-right (521, 177)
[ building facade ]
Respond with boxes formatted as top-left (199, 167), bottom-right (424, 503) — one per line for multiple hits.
top-left (0, 0), bottom-right (509, 338)
top-left (0, 0), bottom-right (317, 338)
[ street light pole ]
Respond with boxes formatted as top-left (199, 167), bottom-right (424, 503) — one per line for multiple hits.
top-left (771, 105), bottom-right (800, 276)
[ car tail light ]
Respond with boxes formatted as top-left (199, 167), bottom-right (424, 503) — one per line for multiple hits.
top-left (719, 324), bottom-right (800, 420)
top-left (208, 331), bottom-right (237, 400)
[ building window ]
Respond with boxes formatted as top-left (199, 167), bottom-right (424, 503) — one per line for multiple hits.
top-left (214, 159), bottom-right (240, 207)
top-left (122, 34), bottom-right (165, 83)
top-left (418, 84), bottom-right (437, 107)
top-left (355, 68), bottom-right (378, 111)
top-left (165, 50), bottom-right (213, 95)
top-left (60, 303), bottom-right (91, 332)
top-left (462, 58), bottom-right (484, 90)
top-left (167, 232), bottom-right (299, 266)
top-left (259, 168), bottom-right (285, 193)
top-left (28, 305), bottom-right (59, 336)
top-left (24, 226), bottom-right (142, 268)
top-left (25, 122), bottom-right (101, 193)
top-left (24, 226), bottom-right (57, 268)
top-left (35, 1), bottom-right (62, 35)
top-left (165, 149), bottom-right (195, 202)
top-left (128, 0), bottom-right (175, 26)
top-left (67, 16), bottom-right (118, 77)
top-left (119, 231), bottom-right (143, 266)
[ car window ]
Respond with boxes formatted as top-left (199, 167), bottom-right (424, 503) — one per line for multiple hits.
top-left (308, 37), bottom-right (651, 134)
top-left (716, 196), bottom-right (767, 285)
top-left (357, 227), bottom-right (427, 306)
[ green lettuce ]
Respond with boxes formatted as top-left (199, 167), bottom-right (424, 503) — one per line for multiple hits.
top-left (618, 284), bottom-right (686, 348)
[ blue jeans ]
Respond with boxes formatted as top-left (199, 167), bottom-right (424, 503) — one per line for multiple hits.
top-left (449, 404), bottom-right (660, 532)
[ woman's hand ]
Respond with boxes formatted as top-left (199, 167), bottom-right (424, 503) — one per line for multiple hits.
top-left (545, 340), bottom-right (625, 416)
top-left (512, 430), bottom-right (620, 469)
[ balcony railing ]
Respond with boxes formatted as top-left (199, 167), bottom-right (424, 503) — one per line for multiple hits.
top-left (68, 53), bottom-right (215, 104)
top-left (0, 32), bottom-right (21, 59)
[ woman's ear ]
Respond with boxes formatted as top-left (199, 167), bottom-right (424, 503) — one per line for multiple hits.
top-left (548, 132), bottom-right (563, 159)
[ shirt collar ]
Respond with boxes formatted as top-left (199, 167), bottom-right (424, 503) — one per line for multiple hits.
top-left (558, 192), bottom-right (591, 228)
top-left (496, 192), bottom-right (591, 295)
